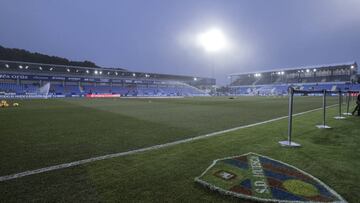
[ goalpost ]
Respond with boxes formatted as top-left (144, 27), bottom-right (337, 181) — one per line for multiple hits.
top-left (279, 87), bottom-right (354, 147)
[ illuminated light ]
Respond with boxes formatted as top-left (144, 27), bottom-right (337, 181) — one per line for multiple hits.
top-left (301, 70), bottom-right (304, 73)
top-left (66, 68), bottom-right (70, 72)
top-left (5, 64), bottom-right (9, 68)
top-left (99, 71), bottom-right (103, 75)
top-left (94, 70), bottom-right (98, 74)
top-left (281, 71), bottom-right (285, 75)
top-left (306, 69), bottom-right (310, 73)
top-left (193, 77), bottom-right (197, 81)
top-left (107, 72), bottom-right (110, 75)
top-left (76, 69), bottom-right (79, 73)
top-left (25, 66), bottom-right (29, 69)
top-left (351, 65), bottom-right (355, 69)
top-left (313, 69), bottom-right (317, 72)
top-left (254, 73), bottom-right (261, 77)
top-left (86, 70), bottom-right (89, 74)
top-left (197, 28), bottom-right (228, 53)
top-left (39, 66), bottom-right (43, 70)
top-left (132, 73), bottom-right (136, 77)
top-left (115, 72), bottom-right (118, 75)
top-left (49, 67), bottom-right (53, 71)
top-left (19, 65), bottom-right (23, 69)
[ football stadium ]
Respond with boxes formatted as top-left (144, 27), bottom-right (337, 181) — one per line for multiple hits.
top-left (1, 1), bottom-right (360, 202)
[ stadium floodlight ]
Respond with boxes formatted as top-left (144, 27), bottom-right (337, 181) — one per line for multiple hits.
top-left (313, 69), bottom-right (317, 72)
top-left (197, 28), bottom-right (228, 53)
top-left (49, 67), bottom-right (53, 71)
top-left (19, 65), bottom-right (23, 69)
top-left (193, 77), bottom-right (197, 81)
top-left (132, 73), bottom-right (136, 77)
top-left (94, 70), bottom-right (98, 74)
top-left (99, 71), bottom-right (103, 75)
top-left (25, 66), bottom-right (29, 69)
top-left (86, 70), bottom-right (89, 74)
top-left (76, 69), bottom-right (79, 73)
top-left (254, 73), bottom-right (261, 77)
top-left (351, 65), bottom-right (354, 69)
top-left (306, 69), bottom-right (310, 73)
top-left (39, 66), bottom-right (42, 70)
top-left (115, 72), bottom-right (118, 75)
top-left (107, 72), bottom-right (110, 75)
top-left (5, 64), bottom-right (9, 68)
top-left (281, 71), bottom-right (285, 75)
top-left (66, 68), bottom-right (70, 72)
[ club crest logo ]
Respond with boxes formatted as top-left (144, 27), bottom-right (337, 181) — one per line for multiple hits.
top-left (195, 152), bottom-right (346, 202)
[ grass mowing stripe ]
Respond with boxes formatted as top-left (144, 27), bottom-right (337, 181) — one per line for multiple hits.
top-left (0, 104), bottom-right (337, 182)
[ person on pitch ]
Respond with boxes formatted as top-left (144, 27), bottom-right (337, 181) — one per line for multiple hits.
top-left (352, 93), bottom-right (360, 116)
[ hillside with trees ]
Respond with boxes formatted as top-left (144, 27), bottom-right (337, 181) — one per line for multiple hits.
top-left (0, 45), bottom-right (99, 67)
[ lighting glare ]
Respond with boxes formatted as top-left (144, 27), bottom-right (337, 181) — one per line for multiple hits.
top-left (5, 64), bottom-right (9, 68)
top-left (197, 28), bottom-right (228, 53)
top-left (351, 65), bottom-right (355, 69)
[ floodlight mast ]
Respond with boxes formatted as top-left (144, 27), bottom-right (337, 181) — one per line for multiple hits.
top-left (197, 28), bottom-right (228, 95)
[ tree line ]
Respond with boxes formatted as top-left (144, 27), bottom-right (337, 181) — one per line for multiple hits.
top-left (0, 45), bottom-right (99, 67)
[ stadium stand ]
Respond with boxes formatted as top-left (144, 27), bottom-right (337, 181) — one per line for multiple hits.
top-left (0, 60), bottom-right (213, 98)
top-left (229, 62), bottom-right (359, 95)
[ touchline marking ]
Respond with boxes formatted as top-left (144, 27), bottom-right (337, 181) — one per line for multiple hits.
top-left (0, 104), bottom-right (337, 182)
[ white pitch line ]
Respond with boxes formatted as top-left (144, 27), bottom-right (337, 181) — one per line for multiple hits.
top-left (0, 104), bottom-right (337, 182)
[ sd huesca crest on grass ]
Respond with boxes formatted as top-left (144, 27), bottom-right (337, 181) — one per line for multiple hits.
top-left (195, 152), bottom-right (346, 203)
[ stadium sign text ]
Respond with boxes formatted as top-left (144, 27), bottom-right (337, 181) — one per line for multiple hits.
top-left (0, 74), bottom-right (28, 79)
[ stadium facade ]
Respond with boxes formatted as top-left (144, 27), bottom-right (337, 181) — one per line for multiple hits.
top-left (0, 60), bottom-right (215, 98)
top-left (229, 62), bottom-right (359, 95)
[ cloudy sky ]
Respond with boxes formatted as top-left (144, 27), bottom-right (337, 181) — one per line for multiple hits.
top-left (1, 0), bottom-right (359, 84)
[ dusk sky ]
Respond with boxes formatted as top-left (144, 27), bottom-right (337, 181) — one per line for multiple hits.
top-left (1, 0), bottom-right (359, 84)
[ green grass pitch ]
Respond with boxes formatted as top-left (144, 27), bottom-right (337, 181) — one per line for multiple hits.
top-left (0, 96), bottom-right (359, 202)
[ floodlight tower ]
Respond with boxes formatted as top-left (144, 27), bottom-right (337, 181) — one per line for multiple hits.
top-left (197, 28), bottom-right (229, 95)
